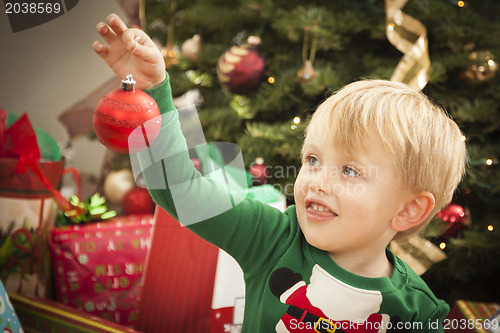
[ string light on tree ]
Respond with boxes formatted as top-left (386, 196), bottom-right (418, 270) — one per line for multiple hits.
top-left (488, 225), bottom-right (494, 232)
top-left (162, 43), bottom-right (180, 68)
top-left (485, 158), bottom-right (498, 166)
top-left (439, 242), bottom-right (446, 250)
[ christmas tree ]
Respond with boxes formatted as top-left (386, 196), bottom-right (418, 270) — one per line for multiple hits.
top-left (140, 0), bottom-right (500, 305)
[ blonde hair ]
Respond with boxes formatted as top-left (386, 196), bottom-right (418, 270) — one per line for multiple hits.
top-left (305, 79), bottom-right (467, 239)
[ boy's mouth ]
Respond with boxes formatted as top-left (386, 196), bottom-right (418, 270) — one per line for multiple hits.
top-left (308, 202), bottom-right (332, 213)
top-left (305, 199), bottom-right (337, 218)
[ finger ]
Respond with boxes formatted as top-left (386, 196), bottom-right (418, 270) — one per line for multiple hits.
top-left (128, 39), bottom-right (145, 58)
top-left (92, 41), bottom-right (109, 58)
top-left (96, 21), bottom-right (119, 46)
top-left (122, 28), bottom-right (140, 48)
top-left (123, 29), bottom-right (157, 53)
top-left (125, 38), bottom-right (148, 61)
top-left (107, 14), bottom-right (128, 39)
top-left (123, 31), bottom-right (157, 63)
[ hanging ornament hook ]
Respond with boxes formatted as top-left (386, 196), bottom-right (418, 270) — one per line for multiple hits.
top-left (298, 23), bottom-right (319, 83)
top-left (161, 0), bottom-right (180, 68)
top-left (301, 24), bottom-right (319, 65)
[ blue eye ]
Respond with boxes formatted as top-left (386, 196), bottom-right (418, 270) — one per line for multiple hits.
top-left (306, 155), bottom-right (320, 167)
top-left (342, 166), bottom-right (360, 177)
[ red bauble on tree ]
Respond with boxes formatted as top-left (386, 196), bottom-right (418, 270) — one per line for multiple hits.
top-left (437, 203), bottom-right (468, 240)
top-left (437, 204), bottom-right (466, 224)
top-left (93, 75), bottom-right (161, 154)
top-left (122, 186), bottom-right (156, 215)
top-left (249, 157), bottom-right (270, 186)
top-left (217, 36), bottom-right (266, 95)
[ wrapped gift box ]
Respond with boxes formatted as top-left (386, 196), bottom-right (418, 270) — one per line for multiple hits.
top-left (136, 207), bottom-right (240, 333)
top-left (1, 281), bottom-right (23, 333)
top-left (50, 214), bottom-right (154, 327)
top-left (446, 300), bottom-right (500, 333)
top-left (0, 157), bottom-right (65, 299)
top-left (0, 109), bottom-right (64, 299)
top-left (136, 187), bottom-right (286, 333)
top-left (9, 292), bottom-right (142, 333)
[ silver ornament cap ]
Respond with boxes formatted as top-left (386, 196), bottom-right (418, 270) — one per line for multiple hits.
top-left (121, 74), bottom-right (136, 91)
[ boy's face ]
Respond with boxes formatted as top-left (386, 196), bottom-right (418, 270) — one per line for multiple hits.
top-left (294, 134), bottom-right (410, 258)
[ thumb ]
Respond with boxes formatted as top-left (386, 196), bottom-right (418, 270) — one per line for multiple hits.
top-left (126, 37), bottom-right (141, 54)
top-left (123, 30), bottom-right (159, 63)
top-left (123, 29), bottom-right (142, 52)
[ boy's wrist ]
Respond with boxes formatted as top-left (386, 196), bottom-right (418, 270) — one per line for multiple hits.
top-left (145, 72), bottom-right (175, 115)
top-left (154, 72), bottom-right (167, 89)
top-left (145, 72), bottom-right (169, 93)
top-left (146, 72), bottom-right (168, 91)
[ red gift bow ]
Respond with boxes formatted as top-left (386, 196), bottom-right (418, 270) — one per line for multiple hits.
top-left (0, 109), bottom-right (84, 217)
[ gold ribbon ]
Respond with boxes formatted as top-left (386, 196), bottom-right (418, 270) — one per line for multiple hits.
top-left (385, 0), bottom-right (430, 90)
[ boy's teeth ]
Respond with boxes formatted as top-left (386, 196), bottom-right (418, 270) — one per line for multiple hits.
top-left (310, 203), bottom-right (330, 212)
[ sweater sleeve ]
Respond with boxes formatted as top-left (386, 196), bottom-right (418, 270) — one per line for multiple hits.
top-left (134, 74), bottom-right (297, 275)
top-left (421, 302), bottom-right (450, 333)
top-left (138, 74), bottom-right (240, 226)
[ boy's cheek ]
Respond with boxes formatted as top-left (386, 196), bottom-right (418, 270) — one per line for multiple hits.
top-left (293, 179), bottom-right (308, 200)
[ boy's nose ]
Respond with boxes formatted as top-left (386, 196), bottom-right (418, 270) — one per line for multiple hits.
top-left (308, 167), bottom-right (336, 194)
top-left (309, 181), bottom-right (327, 194)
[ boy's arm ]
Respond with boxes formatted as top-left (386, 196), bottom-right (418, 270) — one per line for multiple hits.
top-left (137, 74), bottom-right (241, 225)
top-left (135, 75), bottom-right (297, 275)
top-left (422, 303), bottom-right (450, 333)
top-left (93, 14), bottom-right (295, 274)
top-left (94, 14), bottom-right (247, 225)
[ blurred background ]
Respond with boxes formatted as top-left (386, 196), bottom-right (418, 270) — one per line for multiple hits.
top-left (1, 0), bottom-right (499, 324)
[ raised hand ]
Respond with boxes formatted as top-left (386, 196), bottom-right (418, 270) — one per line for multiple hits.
top-left (92, 14), bottom-right (166, 90)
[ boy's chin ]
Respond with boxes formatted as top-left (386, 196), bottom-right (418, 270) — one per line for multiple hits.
top-left (302, 232), bottom-right (332, 252)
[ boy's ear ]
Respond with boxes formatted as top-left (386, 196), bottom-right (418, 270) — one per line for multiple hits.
top-left (391, 192), bottom-right (435, 232)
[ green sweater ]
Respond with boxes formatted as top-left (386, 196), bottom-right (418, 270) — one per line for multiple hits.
top-left (138, 74), bottom-right (450, 333)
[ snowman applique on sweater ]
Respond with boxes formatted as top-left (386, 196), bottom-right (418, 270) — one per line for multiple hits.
top-left (269, 265), bottom-right (405, 333)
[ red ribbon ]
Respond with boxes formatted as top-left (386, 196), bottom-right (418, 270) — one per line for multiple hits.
top-left (1, 109), bottom-right (84, 217)
top-left (9, 228), bottom-right (39, 279)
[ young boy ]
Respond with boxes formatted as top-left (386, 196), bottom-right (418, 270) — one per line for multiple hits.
top-left (93, 14), bottom-right (466, 332)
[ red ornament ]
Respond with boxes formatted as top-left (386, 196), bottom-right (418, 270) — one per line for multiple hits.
top-left (191, 158), bottom-right (201, 171)
top-left (217, 36), bottom-right (266, 95)
top-left (437, 203), bottom-right (466, 224)
top-left (249, 157), bottom-right (270, 186)
top-left (93, 75), bottom-right (161, 154)
top-left (122, 186), bottom-right (156, 215)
